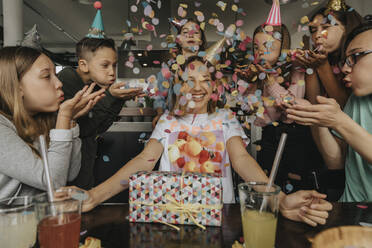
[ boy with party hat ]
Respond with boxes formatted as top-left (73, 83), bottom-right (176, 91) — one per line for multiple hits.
top-left (58, 1), bottom-right (142, 189)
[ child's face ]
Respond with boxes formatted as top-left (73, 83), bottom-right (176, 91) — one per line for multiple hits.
top-left (85, 47), bottom-right (117, 87)
top-left (254, 32), bottom-right (281, 66)
top-left (20, 54), bottom-right (64, 114)
top-left (342, 30), bottom-right (372, 96)
top-left (182, 61), bottom-right (213, 114)
top-left (178, 22), bottom-right (203, 52)
top-left (310, 14), bottom-right (345, 53)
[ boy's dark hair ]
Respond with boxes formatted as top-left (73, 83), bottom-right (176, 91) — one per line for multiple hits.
top-left (310, 6), bottom-right (362, 65)
top-left (344, 21), bottom-right (372, 52)
top-left (76, 37), bottom-right (116, 60)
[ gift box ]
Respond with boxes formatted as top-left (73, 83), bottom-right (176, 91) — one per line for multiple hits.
top-left (129, 171), bottom-right (223, 227)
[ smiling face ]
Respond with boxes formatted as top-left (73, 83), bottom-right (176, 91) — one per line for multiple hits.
top-left (342, 30), bottom-right (372, 96)
top-left (80, 47), bottom-right (117, 88)
top-left (181, 60), bottom-right (214, 114)
top-left (253, 32), bottom-right (282, 66)
top-left (310, 14), bottom-right (345, 53)
top-left (20, 54), bottom-right (64, 115)
top-left (177, 21), bottom-right (203, 53)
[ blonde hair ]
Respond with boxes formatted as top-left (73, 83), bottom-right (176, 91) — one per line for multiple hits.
top-left (170, 56), bottom-right (219, 116)
top-left (0, 46), bottom-right (56, 154)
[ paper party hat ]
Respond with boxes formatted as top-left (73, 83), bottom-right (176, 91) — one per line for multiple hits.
top-left (86, 1), bottom-right (105, 38)
top-left (264, 0), bottom-right (282, 26)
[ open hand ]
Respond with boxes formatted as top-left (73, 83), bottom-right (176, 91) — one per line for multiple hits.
top-left (109, 82), bottom-right (144, 100)
top-left (286, 96), bottom-right (345, 127)
top-left (280, 190), bottom-right (333, 227)
top-left (59, 83), bottom-right (105, 120)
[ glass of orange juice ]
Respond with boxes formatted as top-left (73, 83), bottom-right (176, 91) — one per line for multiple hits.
top-left (238, 182), bottom-right (280, 248)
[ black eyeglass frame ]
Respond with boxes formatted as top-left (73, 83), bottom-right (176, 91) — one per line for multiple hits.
top-left (344, 49), bottom-right (372, 67)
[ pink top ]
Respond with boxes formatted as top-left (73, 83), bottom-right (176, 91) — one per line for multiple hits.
top-left (254, 69), bottom-right (305, 127)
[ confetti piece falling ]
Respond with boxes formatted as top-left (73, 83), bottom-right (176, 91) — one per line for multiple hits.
top-left (216, 1), bottom-right (227, 11)
top-left (301, 16), bottom-right (309, 24)
top-left (103, 155), bottom-right (110, 162)
top-left (176, 55), bottom-right (186, 65)
top-left (188, 100), bottom-right (196, 108)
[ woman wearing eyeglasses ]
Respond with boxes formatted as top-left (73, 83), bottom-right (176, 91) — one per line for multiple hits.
top-left (294, 1), bottom-right (362, 107)
top-left (285, 22), bottom-right (372, 202)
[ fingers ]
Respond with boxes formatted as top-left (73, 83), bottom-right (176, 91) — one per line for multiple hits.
top-left (298, 212), bottom-right (318, 227)
top-left (308, 190), bottom-right (327, 199)
top-left (73, 100), bottom-right (94, 119)
top-left (310, 199), bottom-right (333, 211)
top-left (289, 103), bottom-right (322, 112)
top-left (300, 208), bottom-right (326, 225)
top-left (301, 206), bottom-right (329, 219)
top-left (83, 83), bottom-right (96, 97)
top-left (286, 109), bottom-right (319, 119)
top-left (111, 82), bottom-right (126, 89)
top-left (286, 114), bottom-right (316, 125)
top-left (316, 95), bottom-right (335, 105)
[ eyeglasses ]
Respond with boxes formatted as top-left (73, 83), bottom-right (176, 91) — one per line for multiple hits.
top-left (344, 49), bottom-right (372, 68)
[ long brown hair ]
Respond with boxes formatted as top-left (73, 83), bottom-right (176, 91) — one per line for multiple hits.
top-left (310, 6), bottom-right (362, 65)
top-left (252, 24), bottom-right (292, 89)
top-left (0, 46), bottom-right (56, 154)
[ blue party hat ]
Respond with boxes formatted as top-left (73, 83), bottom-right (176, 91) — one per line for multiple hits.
top-left (86, 1), bottom-right (105, 38)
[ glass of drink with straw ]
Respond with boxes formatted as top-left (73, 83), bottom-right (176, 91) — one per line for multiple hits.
top-left (238, 133), bottom-right (287, 248)
top-left (35, 135), bottom-right (82, 248)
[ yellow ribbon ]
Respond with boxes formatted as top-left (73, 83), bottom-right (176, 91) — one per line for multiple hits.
top-left (130, 171), bottom-right (223, 231)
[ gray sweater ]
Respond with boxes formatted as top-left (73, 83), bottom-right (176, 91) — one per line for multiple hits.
top-left (0, 114), bottom-right (81, 199)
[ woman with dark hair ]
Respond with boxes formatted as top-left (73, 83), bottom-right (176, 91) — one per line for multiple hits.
top-left (152, 19), bottom-right (207, 127)
top-left (286, 21), bottom-right (372, 202)
top-left (295, 0), bottom-right (362, 107)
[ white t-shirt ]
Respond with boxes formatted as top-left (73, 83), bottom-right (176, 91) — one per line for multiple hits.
top-left (150, 109), bottom-right (249, 203)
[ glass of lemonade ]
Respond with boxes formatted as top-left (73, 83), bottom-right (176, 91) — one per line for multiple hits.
top-left (238, 182), bottom-right (281, 248)
top-left (0, 196), bottom-right (37, 248)
top-left (36, 198), bottom-right (81, 248)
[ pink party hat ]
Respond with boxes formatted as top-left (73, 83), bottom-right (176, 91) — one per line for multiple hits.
top-left (264, 0), bottom-right (282, 26)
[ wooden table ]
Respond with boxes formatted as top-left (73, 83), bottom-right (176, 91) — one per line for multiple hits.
top-left (80, 202), bottom-right (372, 248)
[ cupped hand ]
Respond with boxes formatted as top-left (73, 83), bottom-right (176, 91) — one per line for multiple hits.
top-left (295, 50), bottom-right (328, 68)
top-left (109, 82), bottom-right (144, 100)
top-left (58, 186), bottom-right (98, 212)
